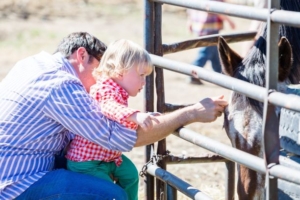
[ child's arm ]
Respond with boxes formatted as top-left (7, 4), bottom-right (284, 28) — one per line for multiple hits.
top-left (92, 81), bottom-right (160, 131)
top-left (91, 83), bottom-right (139, 125)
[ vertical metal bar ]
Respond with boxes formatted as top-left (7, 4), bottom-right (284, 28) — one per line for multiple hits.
top-left (144, 0), bottom-right (155, 199)
top-left (263, 0), bottom-right (280, 199)
top-left (153, 2), bottom-right (170, 199)
top-left (167, 184), bottom-right (177, 200)
top-left (225, 161), bottom-right (235, 200)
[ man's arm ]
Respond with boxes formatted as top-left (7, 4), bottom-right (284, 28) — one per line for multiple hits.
top-left (135, 96), bottom-right (227, 146)
top-left (44, 82), bottom-right (137, 152)
top-left (45, 80), bottom-right (226, 150)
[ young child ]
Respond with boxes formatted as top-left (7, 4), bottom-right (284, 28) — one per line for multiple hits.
top-left (187, 0), bottom-right (235, 84)
top-left (66, 39), bottom-right (158, 200)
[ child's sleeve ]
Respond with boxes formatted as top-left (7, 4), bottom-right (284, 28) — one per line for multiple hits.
top-left (94, 84), bottom-right (139, 125)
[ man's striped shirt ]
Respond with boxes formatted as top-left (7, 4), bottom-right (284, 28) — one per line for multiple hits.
top-left (0, 52), bottom-right (136, 199)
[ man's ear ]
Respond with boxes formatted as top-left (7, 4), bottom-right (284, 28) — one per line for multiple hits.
top-left (76, 47), bottom-right (89, 63)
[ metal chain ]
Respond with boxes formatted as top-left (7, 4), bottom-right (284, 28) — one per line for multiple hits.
top-left (139, 150), bottom-right (170, 177)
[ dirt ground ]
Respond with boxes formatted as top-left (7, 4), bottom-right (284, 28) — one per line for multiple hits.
top-left (0, 1), bottom-right (254, 199)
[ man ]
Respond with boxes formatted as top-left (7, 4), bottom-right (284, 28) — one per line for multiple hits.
top-left (0, 32), bottom-right (227, 199)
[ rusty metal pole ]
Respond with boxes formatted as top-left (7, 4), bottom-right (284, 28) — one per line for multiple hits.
top-left (152, 2), bottom-right (172, 199)
top-left (144, 0), bottom-right (155, 199)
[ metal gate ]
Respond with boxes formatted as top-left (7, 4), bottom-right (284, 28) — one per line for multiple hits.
top-left (143, 0), bottom-right (300, 199)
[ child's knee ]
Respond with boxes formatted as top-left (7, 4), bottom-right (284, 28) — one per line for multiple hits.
top-left (128, 165), bottom-right (139, 181)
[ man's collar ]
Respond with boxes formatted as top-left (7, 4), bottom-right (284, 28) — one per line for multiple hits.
top-left (53, 52), bottom-right (79, 79)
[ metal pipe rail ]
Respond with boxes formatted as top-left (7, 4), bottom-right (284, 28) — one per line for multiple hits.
top-left (146, 163), bottom-right (212, 200)
top-left (150, 54), bottom-right (300, 112)
top-left (164, 103), bottom-right (190, 112)
top-left (151, 0), bottom-right (300, 28)
top-left (162, 31), bottom-right (257, 54)
top-left (165, 154), bottom-right (226, 164)
top-left (175, 127), bottom-right (300, 185)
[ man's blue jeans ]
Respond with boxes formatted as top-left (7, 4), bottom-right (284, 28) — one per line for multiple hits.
top-left (15, 169), bottom-right (128, 200)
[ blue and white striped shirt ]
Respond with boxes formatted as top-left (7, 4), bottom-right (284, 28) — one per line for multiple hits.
top-left (0, 52), bottom-right (137, 199)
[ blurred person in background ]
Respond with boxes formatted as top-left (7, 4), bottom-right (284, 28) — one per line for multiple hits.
top-left (187, 0), bottom-right (235, 84)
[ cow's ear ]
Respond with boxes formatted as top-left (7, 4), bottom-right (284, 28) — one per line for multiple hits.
top-left (278, 37), bottom-right (292, 82)
top-left (218, 37), bottom-right (243, 77)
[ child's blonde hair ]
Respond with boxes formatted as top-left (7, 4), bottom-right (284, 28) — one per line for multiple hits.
top-left (93, 39), bottom-right (153, 79)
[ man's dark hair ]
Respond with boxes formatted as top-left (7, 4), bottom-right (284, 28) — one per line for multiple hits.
top-left (55, 32), bottom-right (107, 62)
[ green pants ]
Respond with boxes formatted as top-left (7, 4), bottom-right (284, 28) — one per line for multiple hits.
top-left (67, 154), bottom-right (138, 200)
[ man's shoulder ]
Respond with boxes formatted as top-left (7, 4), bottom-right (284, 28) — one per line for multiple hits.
top-left (14, 52), bottom-right (79, 86)
top-left (15, 51), bottom-right (55, 71)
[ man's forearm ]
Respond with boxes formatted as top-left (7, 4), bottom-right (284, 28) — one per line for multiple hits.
top-left (134, 96), bottom-right (228, 147)
top-left (134, 105), bottom-right (196, 147)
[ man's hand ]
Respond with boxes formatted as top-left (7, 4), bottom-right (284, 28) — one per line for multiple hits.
top-left (193, 95), bottom-right (228, 123)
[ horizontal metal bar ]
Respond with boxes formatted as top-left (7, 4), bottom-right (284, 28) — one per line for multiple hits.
top-left (151, 0), bottom-right (300, 28)
top-left (174, 127), bottom-right (300, 185)
top-left (165, 103), bottom-right (191, 112)
top-left (150, 54), bottom-right (300, 112)
top-left (174, 127), bottom-right (266, 174)
top-left (165, 154), bottom-right (226, 164)
top-left (271, 10), bottom-right (300, 28)
top-left (146, 163), bottom-right (212, 200)
top-left (268, 92), bottom-right (300, 111)
top-left (152, 0), bottom-right (267, 21)
top-left (269, 164), bottom-right (300, 185)
top-left (151, 54), bottom-right (265, 101)
top-left (163, 31), bottom-right (257, 54)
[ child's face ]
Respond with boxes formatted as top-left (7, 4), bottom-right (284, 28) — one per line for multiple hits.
top-left (118, 64), bottom-right (147, 97)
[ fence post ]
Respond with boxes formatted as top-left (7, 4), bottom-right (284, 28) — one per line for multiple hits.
top-left (263, 0), bottom-right (280, 199)
top-left (225, 161), bottom-right (236, 200)
top-left (144, 0), bottom-right (155, 199)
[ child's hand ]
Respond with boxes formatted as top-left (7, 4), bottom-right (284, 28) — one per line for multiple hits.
top-left (130, 112), bottom-right (160, 131)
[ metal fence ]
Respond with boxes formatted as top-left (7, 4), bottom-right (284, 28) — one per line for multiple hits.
top-left (143, 0), bottom-right (300, 199)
